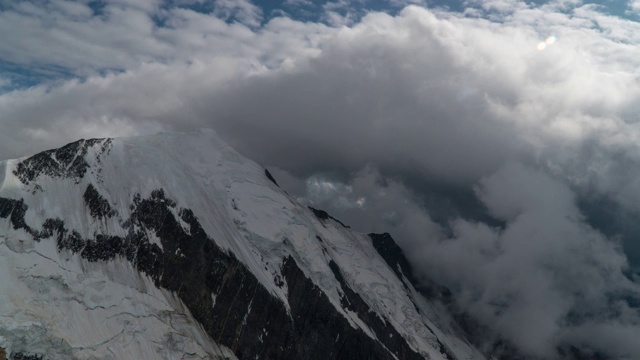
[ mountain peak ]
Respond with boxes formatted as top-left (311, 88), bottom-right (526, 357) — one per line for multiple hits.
top-left (0, 130), bottom-right (482, 360)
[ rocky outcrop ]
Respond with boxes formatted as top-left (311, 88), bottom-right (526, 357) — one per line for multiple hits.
top-left (308, 206), bottom-right (350, 228)
top-left (0, 187), bottom-right (423, 360)
top-left (369, 232), bottom-right (418, 286)
top-left (0, 131), bottom-right (485, 360)
top-left (13, 138), bottom-right (111, 186)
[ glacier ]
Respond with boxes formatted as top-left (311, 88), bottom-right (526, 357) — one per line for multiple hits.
top-left (0, 129), bottom-right (484, 360)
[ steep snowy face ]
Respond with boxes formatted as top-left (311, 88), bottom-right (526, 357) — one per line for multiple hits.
top-left (0, 130), bottom-right (483, 360)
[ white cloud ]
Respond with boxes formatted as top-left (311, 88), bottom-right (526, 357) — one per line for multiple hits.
top-left (0, 77), bottom-right (11, 89)
top-left (426, 164), bottom-right (637, 358)
top-left (212, 0), bottom-right (263, 28)
top-left (283, 0), bottom-right (313, 7)
top-left (323, 0), bottom-right (353, 12)
top-left (308, 163), bottom-right (639, 358)
top-left (388, 0), bottom-right (427, 8)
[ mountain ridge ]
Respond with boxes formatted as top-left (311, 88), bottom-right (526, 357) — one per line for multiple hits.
top-left (0, 130), bottom-right (482, 359)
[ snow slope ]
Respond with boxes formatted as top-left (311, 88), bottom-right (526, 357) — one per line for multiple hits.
top-left (0, 129), bottom-right (484, 360)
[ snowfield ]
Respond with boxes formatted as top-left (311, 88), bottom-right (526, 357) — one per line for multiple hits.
top-left (0, 129), bottom-right (483, 360)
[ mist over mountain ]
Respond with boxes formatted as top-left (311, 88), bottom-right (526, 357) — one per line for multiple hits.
top-left (0, 129), bottom-right (635, 360)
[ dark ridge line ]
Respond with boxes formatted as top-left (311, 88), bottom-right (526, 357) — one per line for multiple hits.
top-left (327, 260), bottom-right (425, 360)
top-left (264, 169), bottom-right (279, 187)
top-left (368, 232), bottom-right (418, 286)
top-left (0, 189), bottom-right (423, 360)
top-left (12, 138), bottom-right (112, 185)
top-left (308, 206), bottom-right (350, 228)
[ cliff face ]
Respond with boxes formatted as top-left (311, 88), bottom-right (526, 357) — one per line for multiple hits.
top-left (0, 130), bottom-right (483, 360)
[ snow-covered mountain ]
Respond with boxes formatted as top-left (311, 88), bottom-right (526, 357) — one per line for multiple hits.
top-left (0, 129), bottom-right (485, 360)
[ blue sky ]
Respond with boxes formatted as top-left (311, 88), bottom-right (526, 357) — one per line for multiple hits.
top-left (2, 0), bottom-right (640, 92)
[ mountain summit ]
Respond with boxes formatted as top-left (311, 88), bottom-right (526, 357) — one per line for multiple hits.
top-left (0, 129), bottom-right (482, 360)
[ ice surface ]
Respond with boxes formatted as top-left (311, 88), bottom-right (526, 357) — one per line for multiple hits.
top-left (0, 129), bottom-right (484, 359)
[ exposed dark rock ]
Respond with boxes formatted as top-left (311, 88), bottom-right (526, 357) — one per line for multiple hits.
top-left (12, 138), bottom-right (111, 185)
top-left (56, 230), bottom-right (85, 253)
top-left (0, 190), bottom-right (426, 360)
top-left (83, 184), bottom-right (116, 219)
top-left (11, 353), bottom-right (43, 360)
top-left (0, 198), bottom-right (29, 233)
top-left (367, 233), bottom-right (460, 360)
top-left (308, 206), bottom-right (350, 228)
top-left (81, 235), bottom-right (125, 262)
top-left (327, 260), bottom-right (426, 360)
top-left (368, 232), bottom-right (418, 286)
top-left (264, 169), bottom-right (279, 187)
top-left (281, 256), bottom-right (403, 360)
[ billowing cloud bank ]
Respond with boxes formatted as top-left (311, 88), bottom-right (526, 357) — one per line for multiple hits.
top-left (2, 0), bottom-right (640, 357)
